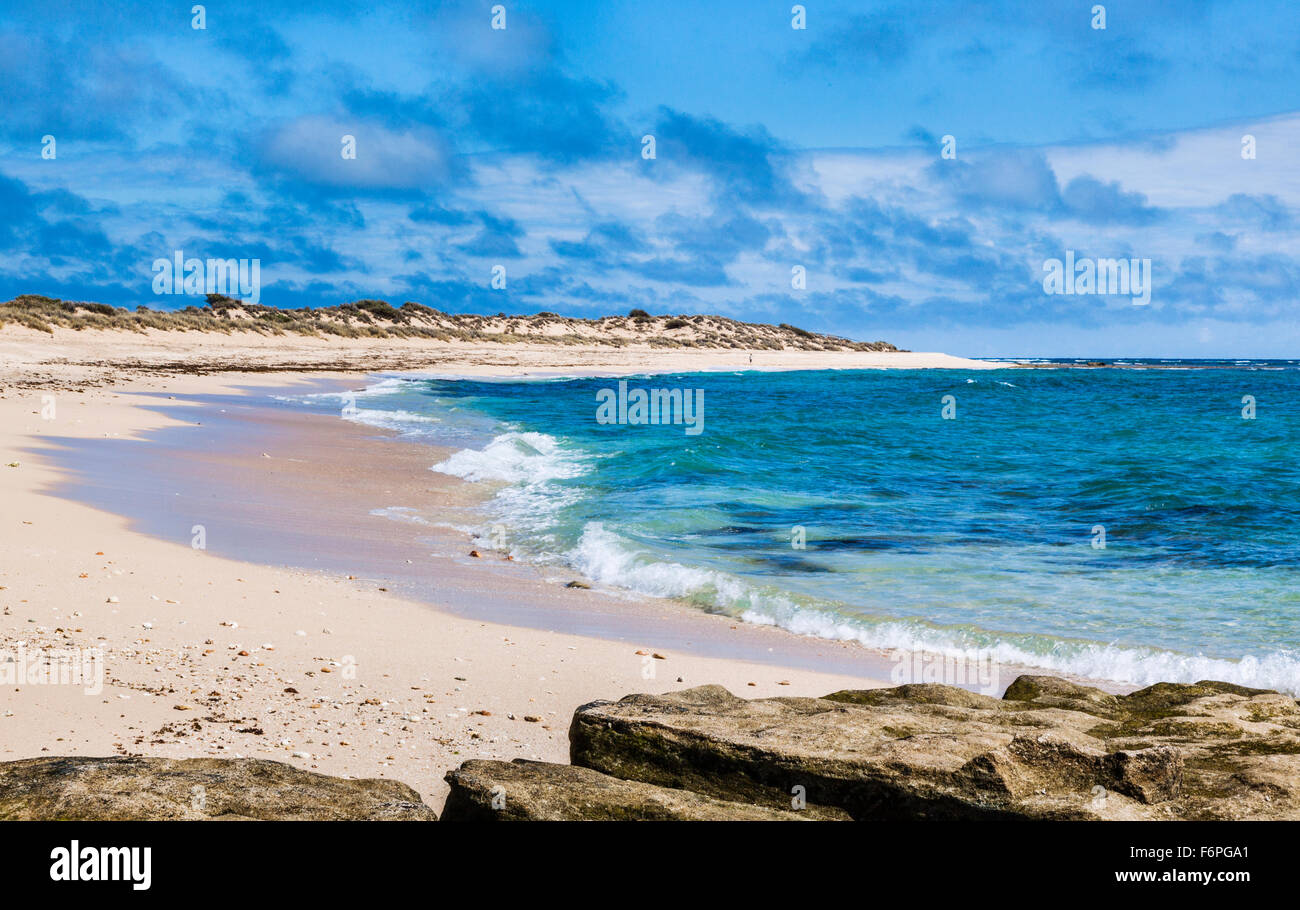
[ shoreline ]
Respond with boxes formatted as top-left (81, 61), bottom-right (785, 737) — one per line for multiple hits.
top-left (7, 326), bottom-right (1229, 815)
top-left (37, 373), bottom-right (923, 681)
top-left (14, 360), bottom-right (1142, 681)
top-left (1, 370), bottom-right (911, 810)
top-left (0, 324), bottom-right (1005, 393)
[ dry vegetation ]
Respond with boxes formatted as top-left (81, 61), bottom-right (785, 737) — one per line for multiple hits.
top-left (0, 294), bottom-right (899, 352)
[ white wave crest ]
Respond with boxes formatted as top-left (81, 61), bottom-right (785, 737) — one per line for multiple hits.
top-left (568, 522), bottom-right (801, 613)
top-left (431, 431), bottom-right (587, 485)
top-left (432, 432), bottom-right (591, 533)
top-left (566, 524), bottom-right (1300, 695)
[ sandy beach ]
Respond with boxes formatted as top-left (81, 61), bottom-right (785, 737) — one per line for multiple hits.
top-left (0, 326), bottom-right (1009, 810)
top-left (7, 0), bottom-right (1294, 875)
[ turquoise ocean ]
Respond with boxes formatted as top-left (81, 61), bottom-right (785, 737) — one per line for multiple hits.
top-left (290, 362), bottom-right (1300, 693)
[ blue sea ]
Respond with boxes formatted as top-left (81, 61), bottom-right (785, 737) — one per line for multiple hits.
top-left (294, 361), bottom-right (1300, 693)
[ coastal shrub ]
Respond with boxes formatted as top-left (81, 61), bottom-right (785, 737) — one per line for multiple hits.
top-left (205, 294), bottom-right (240, 310)
top-left (0, 294), bottom-right (894, 352)
top-left (352, 299), bottom-right (404, 322)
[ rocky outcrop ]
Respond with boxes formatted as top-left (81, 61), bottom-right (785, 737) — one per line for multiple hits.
top-left (442, 759), bottom-right (848, 821)
top-left (566, 677), bottom-right (1300, 820)
top-left (0, 756), bottom-right (437, 820)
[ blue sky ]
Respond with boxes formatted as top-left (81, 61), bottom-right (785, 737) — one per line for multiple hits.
top-left (3, 0), bottom-right (1300, 356)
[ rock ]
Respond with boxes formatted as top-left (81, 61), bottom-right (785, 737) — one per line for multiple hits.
top-left (569, 676), bottom-right (1300, 820)
top-left (441, 759), bottom-right (848, 821)
top-left (1001, 675), bottom-right (1123, 716)
top-left (0, 756), bottom-right (437, 821)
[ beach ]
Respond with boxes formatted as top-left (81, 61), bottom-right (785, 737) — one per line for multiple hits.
top-left (10, 322), bottom-right (1298, 820)
top-left (0, 326), bottom-right (1002, 809)
top-left (7, 0), bottom-right (1295, 876)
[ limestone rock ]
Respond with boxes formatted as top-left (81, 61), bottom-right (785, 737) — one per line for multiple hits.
top-left (442, 758), bottom-right (847, 821)
top-left (570, 676), bottom-right (1300, 820)
top-left (0, 756), bottom-right (437, 820)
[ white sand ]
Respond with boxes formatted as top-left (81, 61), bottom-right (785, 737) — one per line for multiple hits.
top-left (2, 327), bottom-right (986, 810)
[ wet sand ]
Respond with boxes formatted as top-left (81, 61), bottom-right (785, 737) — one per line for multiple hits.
top-left (37, 376), bottom-right (921, 676)
top-left (0, 373), bottom-right (902, 811)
